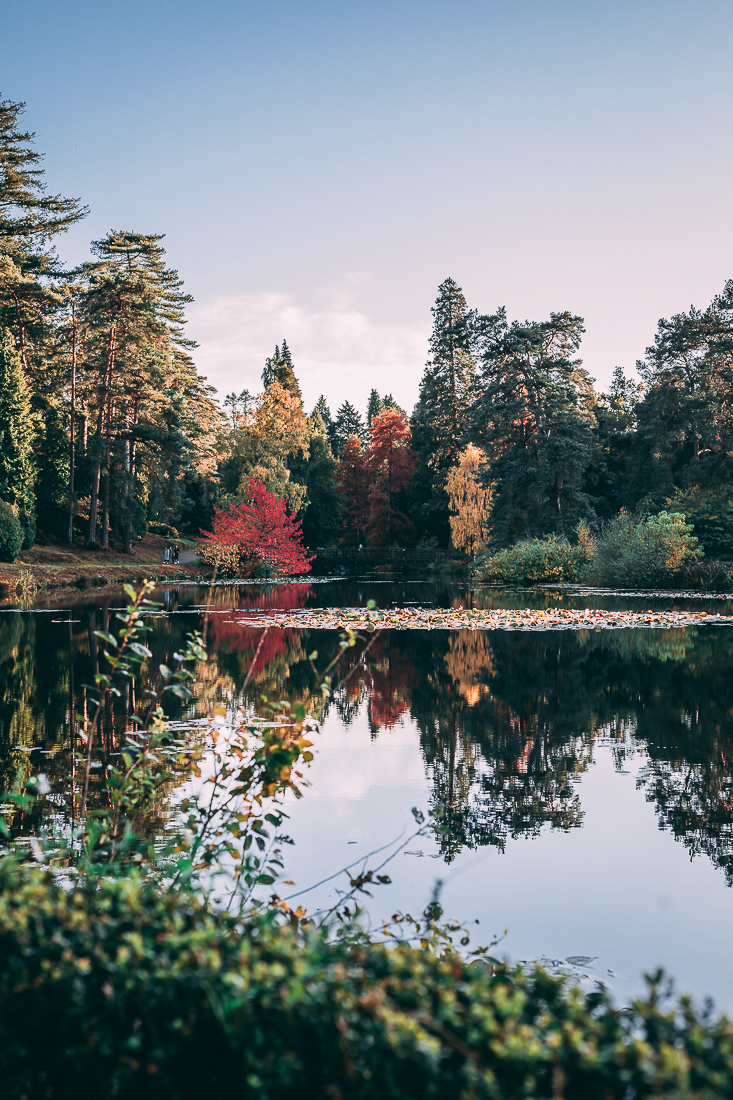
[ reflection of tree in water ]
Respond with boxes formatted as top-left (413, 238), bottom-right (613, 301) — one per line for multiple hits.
top-left (5, 583), bottom-right (733, 882)
top-left (407, 631), bottom-right (592, 860)
top-left (623, 628), bottom-right (733, 884)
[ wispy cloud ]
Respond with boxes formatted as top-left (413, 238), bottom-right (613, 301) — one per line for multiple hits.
top-left (188, 292), bottom-right (428, 416)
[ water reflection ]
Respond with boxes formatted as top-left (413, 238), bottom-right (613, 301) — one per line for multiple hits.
top-left (1, 584), bottom-right (733, 884)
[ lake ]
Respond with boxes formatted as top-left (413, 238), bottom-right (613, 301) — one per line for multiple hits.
top-left (3, 577), bottom-right (733, 1010)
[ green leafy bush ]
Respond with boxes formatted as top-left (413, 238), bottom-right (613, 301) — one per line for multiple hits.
top-left (0, 500), bottom-right (23, 562)
top-left (588, 511), bottom-right (701, 588)
top-left (148, 521), bottom-right (179, 539)
top-left (667, 486), bottom-right (733, 558)
top-left (474, 533), bottom-right (591, 585)
top-left (2, 862), bottom-right (733, 1100)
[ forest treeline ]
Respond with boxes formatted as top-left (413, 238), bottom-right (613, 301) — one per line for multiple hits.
top-left (2, 95), bottom-right (733, 559)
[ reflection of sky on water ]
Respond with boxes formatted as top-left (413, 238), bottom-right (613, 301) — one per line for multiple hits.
top-left (283, 711), bottom-right (733, 1011)
top-left (3, 580), bottom-right (733, 1010)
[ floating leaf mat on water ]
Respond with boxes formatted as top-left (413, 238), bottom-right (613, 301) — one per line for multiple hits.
top-left (230, 607), bottom-right (733, 632)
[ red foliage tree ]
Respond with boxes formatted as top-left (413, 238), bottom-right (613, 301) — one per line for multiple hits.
top-left (200, 477), bottom-right (313, 574)
top-left (365, 410), bottom-right (418, 546)
top-left (337, 435), bottom-right (372, 545)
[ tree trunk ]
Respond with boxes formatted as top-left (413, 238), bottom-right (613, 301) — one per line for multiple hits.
top-left (556, 472), bottom-right (564, 535)
top-left (101, 402), bottom-right (112, 549)
top-left (67, 300), bottom-right (77, 544)
top-left (87, 326), bottom-right (115, 547)
top-left (12, 292), bottom-right (29, 373)
top-left (123, 437), bottom-right (134, 554)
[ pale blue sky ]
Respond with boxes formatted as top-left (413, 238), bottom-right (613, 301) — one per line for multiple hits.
top-left (3, 0), bottom-right (733, 411)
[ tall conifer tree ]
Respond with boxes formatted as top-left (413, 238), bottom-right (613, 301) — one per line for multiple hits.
top-left (262, 340), bottom-right (302, 403)
top-left (0, 329), bottom-right (35, 542)
top-left (471, 309), bottom-right (595, 543)
top-left (332, 401), bottom-right (366, 455)
top-left (411, 277), bottom-right (476, 543)
top-left (367, 388), bottom-right (383, 426)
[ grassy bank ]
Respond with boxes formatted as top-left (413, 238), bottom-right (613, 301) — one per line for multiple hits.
top-left (0, 534), bottom-right (201, 600)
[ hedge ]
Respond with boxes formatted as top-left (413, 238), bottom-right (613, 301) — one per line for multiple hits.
top-left (2, 862), bottom-right (733, 1099)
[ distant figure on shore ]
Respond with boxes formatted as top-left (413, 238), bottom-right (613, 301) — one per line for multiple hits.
top-left (173, 546), bottom-right (179, 565)
top-left (164, 545), bottom-right (170, 564)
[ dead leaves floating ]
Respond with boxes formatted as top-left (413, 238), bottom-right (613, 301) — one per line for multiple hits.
top-left (230, 606), bottom-right (733, 632)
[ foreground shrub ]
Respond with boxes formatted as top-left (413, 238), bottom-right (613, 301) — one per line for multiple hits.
top-left (474, 533), bottom-right (591, 585)
top-left (2, 862), bottom-right (733, 1100)
top-left (0, 500), bottom-right (22, 562)
top-left (588, 511), bottom-right (701, 588)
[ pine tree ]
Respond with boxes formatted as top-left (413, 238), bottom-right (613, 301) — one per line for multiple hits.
top-left (0, 97), bottom-right (87, 375)
top-left (626, 286), bottom-right (733, 510)
top-left (0, 329), bottom-right (35, 542)
top-left (80, 230), bottom-right (222, 551)
top-left (471, 309), bottom-right (595, 543)
top-left (312, 395), bottom-right (339, 453)
top-left (411, 278), bottom-right (477, 544)
top-left (584, 367), bottom-right (643, 518)
top-left (262, 340), bottom-right (302, 403)
top-left (382, 393), bottom-right (404, 414)
top-left (332, 401), bottom-right (366, 456)
top-left (296, 414), bottom-right (341, 547)
top-left (367, 389), bottom-right (383, 426)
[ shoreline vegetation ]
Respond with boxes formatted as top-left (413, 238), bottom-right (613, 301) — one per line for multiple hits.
top-left (3, 95), bottom-right (733, 584)
top-left (0, 586), bottom-right (732, 1097)
top-left (0, 533), bottom-right (201, 601)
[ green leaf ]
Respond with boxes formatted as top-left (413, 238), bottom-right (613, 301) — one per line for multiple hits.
top-left (128, 643), bottom-right (152, 658)
top-left (159, 664), bottom-right (173, 678)
top-left (95, 631), bottom-right (118, 648)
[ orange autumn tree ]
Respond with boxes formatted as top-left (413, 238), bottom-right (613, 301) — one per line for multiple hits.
top-left (365, 409), bottom-right (417, 546)
top-left (446, 443), bottom-right (493, 556)
top-left (337, 435), bottom-right (371, 545)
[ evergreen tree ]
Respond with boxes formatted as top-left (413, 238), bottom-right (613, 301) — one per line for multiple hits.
top-left (262, 340), bottom-right (302, 403)
top-left (471, 309), bottom-right (595, 543)
top-left (411, 278), bottom-right (477, 544)
top-left (291, 413), bottom-right (341, 547)
top-left (626, 285), bottom-right (733, 512)
top-left (312, 395), bottom-right (338, 453)
top-left (367, 388), bottom-right (383, 426)
top-left (0, 98), bottom-right (87, 376)
top-left (0, 329), bottom-right (35, 542)
top-left (332, 401), bottom-right (366, 456)
top-left (382, 393), bottom-right (404, 414)
top-left (584, 367), bottom-right (642, 519)
top-left (80, 231), bottom-right (223, 551)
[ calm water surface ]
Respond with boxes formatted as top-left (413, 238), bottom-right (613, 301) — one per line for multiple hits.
top-left (3, 578), bottom-right (733, 1008)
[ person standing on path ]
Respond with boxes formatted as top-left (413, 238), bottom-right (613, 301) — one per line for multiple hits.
top-left (164, 545), bottom-right (170, 564)
top-left (173, 546), bottom-right (179, 565)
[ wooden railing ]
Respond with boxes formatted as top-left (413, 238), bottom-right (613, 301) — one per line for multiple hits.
top-left (307, 547), bottom-right (460, 565)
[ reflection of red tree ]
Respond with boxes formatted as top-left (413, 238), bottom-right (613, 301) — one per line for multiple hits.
top-left (206, 585), bottom-right (313, 678)
top-left (339, 635), bottom-right (418, 730)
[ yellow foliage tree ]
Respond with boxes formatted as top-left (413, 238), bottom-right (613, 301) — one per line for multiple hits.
top-left (446, 444), bottom-right (492, 555)
top-left (226, 381), bottom-right (310, 513)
